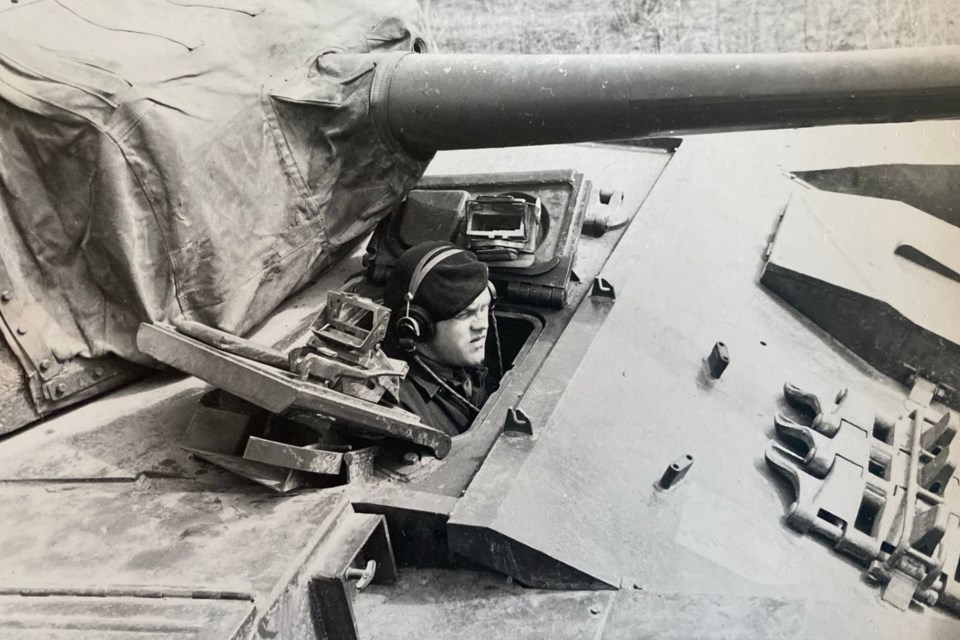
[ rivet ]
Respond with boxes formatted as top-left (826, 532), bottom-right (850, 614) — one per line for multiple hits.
top-left (0, 290), bottom-right (11, 302)
top-left (16, 327), bottom-right (26, 336)
top-left (93, 367), bottom-right (104, 379)
top-left (590, 604), bottom-right (602, 615)
top-left (39, 359), bottom-right (51, 372)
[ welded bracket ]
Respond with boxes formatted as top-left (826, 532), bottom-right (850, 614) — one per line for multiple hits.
top-left (503, 407), bottom-right (533, 436)
top-left (590, 277), bottom-right (616, 300)
top-left (308, 512), bottom-right (397, 640)
top-left (706, 342), bottom-right (729, 379)
top-left (656, 454), bottom-right (694, 491)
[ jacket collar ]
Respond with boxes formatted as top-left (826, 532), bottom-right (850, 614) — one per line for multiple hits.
top-left (409, 354), bottom-right (486, 401)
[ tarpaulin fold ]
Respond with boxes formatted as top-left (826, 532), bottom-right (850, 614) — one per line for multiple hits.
top-left (0, 0), bottom-right (431, 372)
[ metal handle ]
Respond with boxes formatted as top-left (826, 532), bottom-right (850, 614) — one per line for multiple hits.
top-left (344, 560), bottom-right (377, 590)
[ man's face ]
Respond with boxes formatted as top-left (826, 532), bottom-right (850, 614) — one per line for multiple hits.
top-left (417, 288), bottom-right (491, 367)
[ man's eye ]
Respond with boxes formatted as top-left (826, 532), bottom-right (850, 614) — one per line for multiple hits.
top-left (457, 307), bottom-right (483, 320)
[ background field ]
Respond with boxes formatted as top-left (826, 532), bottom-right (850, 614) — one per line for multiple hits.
top-left (422, 0), bottom-right (960, 53)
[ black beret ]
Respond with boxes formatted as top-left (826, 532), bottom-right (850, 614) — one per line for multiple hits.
top-left (384, 241), bottom-right (489, 322)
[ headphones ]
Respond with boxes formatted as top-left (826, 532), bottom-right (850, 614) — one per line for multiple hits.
top-left (396, 246), bottom-right (496, 353)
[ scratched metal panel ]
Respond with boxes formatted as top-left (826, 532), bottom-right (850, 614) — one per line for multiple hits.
top-left (0, 486), bottom-right (347, 595)
top-left (354, 569), bottom-right (610, 640)
top-left (0, 595), bottom-right (254, 640)
top-left (447, 123), bottom-right (960, 636)
top-left (355, 568), bottom-right (959, 640)
top-left (0, 485), bottom-right (355, 640)
top-left (762, 186), bottom-right (960, 403)
top-left (795, 163), bottom-right (960, 228)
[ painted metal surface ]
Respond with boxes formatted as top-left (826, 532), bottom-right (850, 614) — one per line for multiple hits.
top-left (367, 169), bottom-right (592, 309)
top-left (137, 323), bottom-right (451, 459)
top-left (354, 569), bottom-right (609, 640)
top-left (0, 259), bottom-right (371, 637)
top-left (1, 128), bottom-right (958, 637)
top-left (444, 124), bottom-right (960, 634)
top-left (0, 595), bottom-right (255, 640)
top-left (378, 48), bottom-right (960, 155)
top-left (762, 184), bottom-right (960, 405)
top-left (767, 375), bottom-right (960, 611)
top-left (393, 144), bottom-right (672, 500)
top-left (355, 568), bottom-right (960, 640)
top-left (0, 484), bottom-right (348, 638)
top-left (795, 164), bottom-right (960, 228)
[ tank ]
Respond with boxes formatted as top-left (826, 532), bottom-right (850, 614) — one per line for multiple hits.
top-left (0, 1), bottom-right (958, 638)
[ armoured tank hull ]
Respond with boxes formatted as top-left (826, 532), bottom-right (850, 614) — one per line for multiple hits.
top-left (2, 121), bottom-right (959, 638)
top-left (1, 1), bottom-right (959, 637)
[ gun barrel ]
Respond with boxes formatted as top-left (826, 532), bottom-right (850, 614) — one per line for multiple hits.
top-left (373, 48), bottom-right (960, 157)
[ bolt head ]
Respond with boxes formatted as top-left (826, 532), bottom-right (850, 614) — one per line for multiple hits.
top-left (39, 359), bottom-right (51, 372)
top-left (590, 604), bottom-right (602, 615)
top-left (0, 290), bottom-right (11, 302)
top-left (54, 383), bottom-right (67, 396)
top-left (93, 367), bottom-right (104, 378)
top-left (401, 452), bottom-right (420, 466)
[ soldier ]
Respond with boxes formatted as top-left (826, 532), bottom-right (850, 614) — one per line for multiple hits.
top-left (383, 241), bottom-right (500, 436)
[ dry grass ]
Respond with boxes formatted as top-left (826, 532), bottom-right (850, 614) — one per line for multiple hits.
top-left (421, 0), bottom-right (960, 54)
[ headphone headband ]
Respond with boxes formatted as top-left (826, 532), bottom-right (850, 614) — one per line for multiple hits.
top-left (407, 247), bottom-right (463, 303)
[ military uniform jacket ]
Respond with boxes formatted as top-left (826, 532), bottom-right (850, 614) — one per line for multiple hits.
top-left (397, 358), bottom-right (490, 437)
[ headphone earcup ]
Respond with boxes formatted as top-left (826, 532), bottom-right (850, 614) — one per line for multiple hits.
top-left (396, 303), bottom-right (435, 352)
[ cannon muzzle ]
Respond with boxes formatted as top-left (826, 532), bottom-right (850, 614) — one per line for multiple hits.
top-left (366, 48), bottom-right (960, 157)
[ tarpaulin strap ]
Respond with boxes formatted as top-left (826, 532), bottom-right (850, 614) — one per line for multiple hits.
top-left (53, 0), bottom-right (205, 51)
top-left (0, 34), bottom-right (128, 125)
top-left (165, 0), bottom-right (265, 16)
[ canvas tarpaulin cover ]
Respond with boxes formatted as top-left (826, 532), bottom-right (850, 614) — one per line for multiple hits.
top-left (0, 0), bottom-right (431, 367)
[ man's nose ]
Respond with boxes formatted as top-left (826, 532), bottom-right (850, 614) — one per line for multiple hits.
top-left (472, 312), bottom-right (488, 332)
